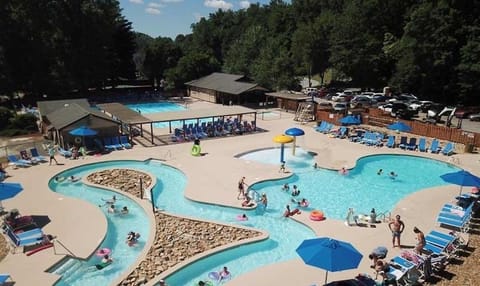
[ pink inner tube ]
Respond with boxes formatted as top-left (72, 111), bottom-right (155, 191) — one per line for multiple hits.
top-left (236, 215), bottom-right (248, 221)
top-left (299, 201), bottom-right (309, 207)
top-left (96, 248), bottom-right (111, 257)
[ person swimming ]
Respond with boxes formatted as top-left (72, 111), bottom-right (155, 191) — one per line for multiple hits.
top-left (377, 169), bottom-right (383, 175)
top-left (389, 171), bottom-right (397, 179)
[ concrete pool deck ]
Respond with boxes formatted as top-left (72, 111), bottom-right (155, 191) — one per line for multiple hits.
top-left (0, 101), bottom-right (479, 286)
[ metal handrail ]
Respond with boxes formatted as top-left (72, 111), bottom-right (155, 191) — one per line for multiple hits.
top-left (377, 211), bottom-right (391, 223)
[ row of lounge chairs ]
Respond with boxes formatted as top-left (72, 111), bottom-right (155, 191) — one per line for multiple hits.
top-left (388, 136), bottom-right (455, 155)
top-left (103, 135), bottom-right (132, 151)
top-left (172, 120), bottom-right (256, 142)
top-left (7, 148), bottom-right (48, 168)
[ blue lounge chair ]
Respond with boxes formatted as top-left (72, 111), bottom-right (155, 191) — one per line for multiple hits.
top-left (58, 147), bottom-right (72, 157)
top-left (315, 121), bottom-right (327, 132)
top-left (0, 274), bottom-right (12, 285)
top-left (12, 228), bottom-right (44, 239)
top-left (442, 142), bottom-right (455, 156)
top-left (30, 148), bottom-right (48, 162)
top-left (418, 138), bottom-right (427, 152)
top-left (7, 155), bottom-right (31, 168)
top-left (111, 137), bottom-right (124, 149)
top-left (336, 126), bottom-right (348, 138)
top-left (120, 135), bottom-right (132, 149)
top-left (429, 139), bottom-right (440, 153)
top-left (6, 227), bottom-right (44, 248)
top-left (437, 215), bottom-right (469, 232)
top-left (398, 136), bottom-right (408, 149)
top-left (429, 230), bottom-right (466, 248)
top-left (103, 137), bottom-right (117, 150)
top-left (406, 138), bottom-right (417, 150)
top-left (386, 135), bottom-right (395, 148)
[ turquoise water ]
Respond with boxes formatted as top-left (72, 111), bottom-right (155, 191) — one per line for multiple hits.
top-left (126, 102), bottom-right (212, 128)
top-left (47, 152), bottom-right (459, 286)
top-left (49, 161), bottom-right (152, 286)
top-left (162, 149), bottom-right (459, 285)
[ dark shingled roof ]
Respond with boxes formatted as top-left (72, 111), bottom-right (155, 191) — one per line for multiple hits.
top-left (37, 99), bottom-right (91, 117)
top-left (185, 72), bottom-right (260, 95)
top-left (38, 99), bottom-right (119, 130)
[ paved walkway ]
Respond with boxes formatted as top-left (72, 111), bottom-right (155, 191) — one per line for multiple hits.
top-left (0, 103), bottom-right (479, 286)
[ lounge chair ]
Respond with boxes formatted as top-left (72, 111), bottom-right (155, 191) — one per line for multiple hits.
top-left (386, 135), bottom-right (395, 148)
top-left (398, 136), bottom-right (408, 149)
top-left (0, 274), bottom-right (12, 285)
top-left (418, 138), bottom-right (427, 152)
top-left (437, 215), bottom-right (469, 232)
top-left (442, 142), bottom-right (455, 156)
top-left (30, 148), bottom-right (48, 162)
top-left (429, 230), bottom-right (467, 248)
top-left (110, 137), bottom-right (124, 149)
top-left (7, 155), bottom-right (31, 168)
top-left (58, 147), bottom-right (72, 157)
top-left (19, 150), bottom-right (38, 164)
top-left (103, 137), bottom-right (117, 150)
top-left (429, 139), bottom-right (440, 153)
top-left (406, 138), bottom-right (417, 151)
top-left (336, 126), bottom-right (348, 138)
top-left (10, 227), bottom-right (44, 239)
top-left (6, 227), bottom-right (44, 248)
top-left (120, 135), bottom-right (132, 149)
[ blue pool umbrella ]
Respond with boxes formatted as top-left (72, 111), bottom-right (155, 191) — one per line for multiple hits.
top-left (0, 182), bottom-right (24, 200)
top-left (387, 121), bottom-right (412, 132)
top-left (296, 237), bottom-right (363, 284)
top-left (339, 115), bottom-right (360, 126)
top-left (69, 126), bottom-right (98, 136)
top-left (440, 170), bottom-right (480, 195)
top-left (285, 128), bottom-right (305, 155)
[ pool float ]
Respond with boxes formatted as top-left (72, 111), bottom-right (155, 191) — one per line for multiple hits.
top-left (95, 260), bottom-right (112, 270)
top-left (236, 214), bottom-right (248, 221)
top-left (96, 248), bottom-right (111, 257)
top-left (193, 281), bottom-right (213, 286)
top-left (208, 272), bottom-right (220, 281)
top-left (191, 145), bottom-right (201, 156)
top-left (309, 210), bottom-right (325, 221)
top-left (299, 200), bottom-right (309, 208)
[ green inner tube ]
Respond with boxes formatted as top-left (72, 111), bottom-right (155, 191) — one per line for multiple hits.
top-left (191, 145), bottom-right (201, 156)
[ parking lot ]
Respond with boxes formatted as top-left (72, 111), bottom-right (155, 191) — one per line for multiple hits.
top-left (313, 97), bottom-right (480, 133)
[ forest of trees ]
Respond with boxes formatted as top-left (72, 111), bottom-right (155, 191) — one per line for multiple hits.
top-left (1, 0), bottom-right (479, 105)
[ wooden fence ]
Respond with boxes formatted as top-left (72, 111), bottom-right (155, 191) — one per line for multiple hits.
top-left (315, 109), bottom-right (480, 148)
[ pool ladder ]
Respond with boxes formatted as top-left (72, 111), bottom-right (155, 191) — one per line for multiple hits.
top-left (377, 211), bottom-right (392, 223)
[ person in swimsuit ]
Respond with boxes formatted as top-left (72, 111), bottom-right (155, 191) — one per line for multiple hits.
top-left (413, 226), bottom-right (426, 254)
top-left (237, 177), bottom-right (247, 200)
top-left (388, 215), bottom-right (405, 247)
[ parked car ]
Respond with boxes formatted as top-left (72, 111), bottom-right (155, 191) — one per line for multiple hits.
top-left (371, 94), bottom-right (389, 103)
top-left (332, 92), bottom-right (354, 102)
top-left (409, 100), bottom-right (433, 111)
top-left (350, 96), bottom-right (376, 108)
top-left (378, 103), bottom-right (393, 113)
top-left (469, 113), bottom-right (480, 121)
top-left (333, 103), bottom-right (348, 113)
top-left (317, 102), bottom-right (333, 110)
top-left (419, 101), bottom-right (436, 113)
top-left (454, 106), bottom-right (480, 118)
top-left (390, 102), bottom-right (416, 119)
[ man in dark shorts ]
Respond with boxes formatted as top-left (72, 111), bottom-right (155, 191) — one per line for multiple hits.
top-left (237, 177), bottom-right (246, 200)
top-left (388, 215), bottom-right (405, 247)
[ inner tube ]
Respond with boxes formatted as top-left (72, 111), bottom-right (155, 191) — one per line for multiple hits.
top-left (310, 210), bottom-right (325, 221)
top-left (95, 261), bottom-right (112, 270)
top-left (74, 137), bottom-right (82, 144)
top-left (208, 272), bottom-right (220, 281)
top-left (236, 215), bottom-right (248, 221)
top-left (191, 145), bottom-right (201, 156)
top-left (299, 200), bottom-right (309, 208)
top-left (96, 248), bottom-right (111, 257)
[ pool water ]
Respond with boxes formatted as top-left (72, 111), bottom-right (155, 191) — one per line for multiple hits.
top-left (163, 149), bottom-right (459, 285)
top-left (49, 161), bottom-right (152, 286)
top-left (126, 102), bottom-right (212, 128)
top-left (47, 152), bottom-right (459, 286)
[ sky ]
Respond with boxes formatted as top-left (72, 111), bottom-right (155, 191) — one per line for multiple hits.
top-left (119, 0), bottom-right (274, 39)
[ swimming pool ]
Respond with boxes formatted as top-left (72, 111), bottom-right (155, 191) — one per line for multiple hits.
top-left (161, 149), bottom-right (460, 285)
top-left (46, 152), bottom-right (459, 286)
top-left (126, 102), bottom-right (212, 128)
top-left (48, 161), bottom-right (152, 286)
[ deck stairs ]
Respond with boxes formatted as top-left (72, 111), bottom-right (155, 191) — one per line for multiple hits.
top-left (294, 102), bottom-right (315, 122)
